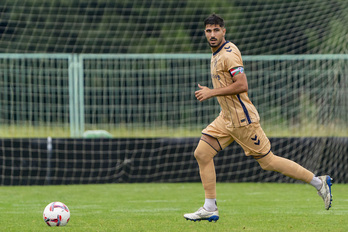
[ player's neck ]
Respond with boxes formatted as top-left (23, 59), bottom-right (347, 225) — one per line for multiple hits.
top-left (211, 39), bottom-right (227, 53)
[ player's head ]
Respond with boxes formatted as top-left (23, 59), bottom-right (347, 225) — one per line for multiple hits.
top-left (204, 14), bottom-right (226, 49)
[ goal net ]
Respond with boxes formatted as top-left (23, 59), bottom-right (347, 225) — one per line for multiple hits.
top-left (0, 0), bottom-right (347, 54)
top-left (0, 0), bottom-right (347, 185)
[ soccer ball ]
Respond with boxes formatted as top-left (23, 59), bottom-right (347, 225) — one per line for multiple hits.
top-left (43, 202), bottom-right (70, 226)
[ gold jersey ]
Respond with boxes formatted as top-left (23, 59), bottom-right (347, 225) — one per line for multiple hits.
top-left (210, 41), bottom-right (260, 128)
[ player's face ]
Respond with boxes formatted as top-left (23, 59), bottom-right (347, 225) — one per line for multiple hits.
top-left (205, 24), bottom-right (226, 49)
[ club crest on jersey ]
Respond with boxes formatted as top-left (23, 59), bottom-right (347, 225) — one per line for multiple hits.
top-left (212, 58), bottom-right (218, 68)
top-left (211, 74), bottom-right (220, 80)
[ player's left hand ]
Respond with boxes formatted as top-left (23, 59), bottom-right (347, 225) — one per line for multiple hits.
top-left (195, 84), bottom-right (213, 102)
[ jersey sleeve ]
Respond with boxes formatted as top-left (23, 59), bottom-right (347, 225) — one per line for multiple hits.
top-left (229, 66), bottom-right (244, 77)
top-left (224, 45), bottom-right (243, 71)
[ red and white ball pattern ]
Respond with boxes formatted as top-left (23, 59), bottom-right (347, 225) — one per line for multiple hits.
top-left (43, 202), bottom-right (70, 226)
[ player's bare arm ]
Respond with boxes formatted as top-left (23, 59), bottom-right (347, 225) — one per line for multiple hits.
top-left (195, 72), bottom-right (248, 102)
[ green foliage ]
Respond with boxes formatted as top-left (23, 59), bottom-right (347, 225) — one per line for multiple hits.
top-left (0, 0), bottom-right (346, 54)
top-left (1, 183), bottom-right (347, 231)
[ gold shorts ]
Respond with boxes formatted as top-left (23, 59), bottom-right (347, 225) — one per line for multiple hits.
top-left (202, 114), bottom-right (271, 156)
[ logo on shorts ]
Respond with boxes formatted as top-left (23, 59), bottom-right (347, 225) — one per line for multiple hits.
top-left (251, 135), bottom-right (260, 145)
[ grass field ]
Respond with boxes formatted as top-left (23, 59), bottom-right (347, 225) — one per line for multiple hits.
top-left (1, 183), bottom-right (347, 232)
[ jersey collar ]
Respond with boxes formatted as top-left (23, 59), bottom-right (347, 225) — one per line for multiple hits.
top-left (213, 41), bottom-right (229, 56)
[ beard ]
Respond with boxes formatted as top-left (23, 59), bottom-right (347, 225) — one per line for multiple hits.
top-left (208, 38), bottom-right (222, 48)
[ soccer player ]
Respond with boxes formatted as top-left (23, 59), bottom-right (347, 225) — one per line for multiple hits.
top-left (183, 14), bottom-right (333, 222)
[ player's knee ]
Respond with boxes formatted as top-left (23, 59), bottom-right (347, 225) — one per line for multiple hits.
top-left (193, 148), bottom-right (201, 160)
top-left (194, 141), bottom-right (217, 163)
top-left (194, 147), bottom-right (210, 163)
top-left (256, 152), bottom-right (275, 171)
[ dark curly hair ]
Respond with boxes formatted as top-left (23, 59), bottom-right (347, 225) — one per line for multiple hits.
top-left (204, 14), bottom-right (225, 27)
